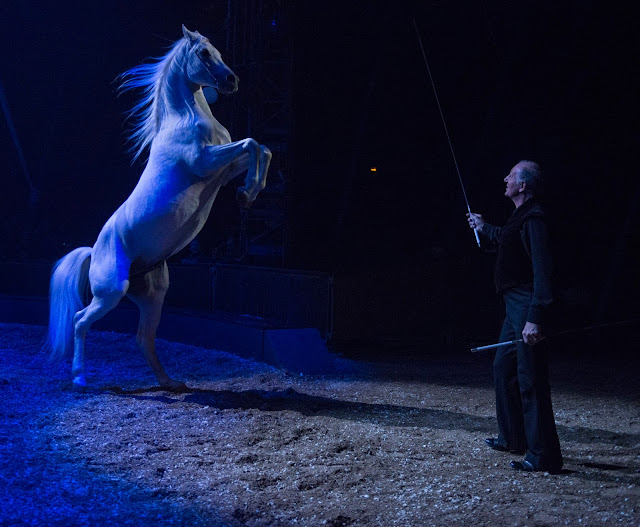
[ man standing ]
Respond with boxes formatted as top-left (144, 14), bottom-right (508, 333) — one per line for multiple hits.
top-left (467, 160), bottom-right (563, 473)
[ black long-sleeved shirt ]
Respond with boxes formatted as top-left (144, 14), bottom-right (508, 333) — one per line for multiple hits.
top-left (480, 211), bottom-right (553, 325)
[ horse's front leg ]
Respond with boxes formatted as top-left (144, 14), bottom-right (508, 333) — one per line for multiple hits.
top-left (246, 145), bottom-right (272, 202)
top-left (196, 139), bottom-right (263, 207)
top-left (220, 145), bottom-right (272, 203)
top-left (127, 263), bottom-right (186, 392)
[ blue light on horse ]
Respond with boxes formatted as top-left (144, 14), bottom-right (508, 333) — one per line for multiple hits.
top-left (46, 25), bottom-right (271, 390)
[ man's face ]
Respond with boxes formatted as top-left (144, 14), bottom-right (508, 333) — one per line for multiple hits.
top-left (503, 164), bottom-right (525, 199)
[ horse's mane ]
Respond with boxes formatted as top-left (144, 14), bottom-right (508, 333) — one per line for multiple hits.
top-left (117, 37), bottom-right (193, 162)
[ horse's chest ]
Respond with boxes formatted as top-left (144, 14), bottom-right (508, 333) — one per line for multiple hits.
top-left (198, 115), bottom-right (232, 146)
top-left (205, 126), bottom-right (232, 146)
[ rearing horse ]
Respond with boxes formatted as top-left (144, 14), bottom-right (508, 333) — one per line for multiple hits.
top-left (46, 25), bottom-right (271, 390)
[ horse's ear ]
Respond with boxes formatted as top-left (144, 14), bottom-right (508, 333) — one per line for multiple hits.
top-left (182, 24), bottom-right (198, 42)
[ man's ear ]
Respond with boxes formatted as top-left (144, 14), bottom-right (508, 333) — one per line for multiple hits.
top-left (519, 181), bottom-right (527, 193)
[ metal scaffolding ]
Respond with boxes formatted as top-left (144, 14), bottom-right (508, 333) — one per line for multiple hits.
top-left (214, 0), bottom-right (293, 267)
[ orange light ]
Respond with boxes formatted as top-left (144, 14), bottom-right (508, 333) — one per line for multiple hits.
top-left (370, 167), bottom-right (377, 172)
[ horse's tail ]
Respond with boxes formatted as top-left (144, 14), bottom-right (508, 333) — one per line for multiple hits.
top-left (45, 247), bottom-right (92, 361)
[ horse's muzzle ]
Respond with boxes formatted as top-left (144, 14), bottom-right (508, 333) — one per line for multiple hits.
top-left (217, 73), bottom-right (239, 94)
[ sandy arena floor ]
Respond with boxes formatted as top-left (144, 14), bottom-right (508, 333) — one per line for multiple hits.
top-left (0, 322), bottom-right (638, 526)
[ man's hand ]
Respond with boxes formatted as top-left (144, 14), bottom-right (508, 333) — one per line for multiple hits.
top-left (466, 212), bottom-right (485, 232)
top-left (522, 321), bottom-right (544, 345)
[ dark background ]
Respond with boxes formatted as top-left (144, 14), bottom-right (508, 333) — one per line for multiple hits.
top-left (1, 1), bottom-right (638, 343)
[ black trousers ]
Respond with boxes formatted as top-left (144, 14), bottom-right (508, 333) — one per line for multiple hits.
top-left (494, 287), bottom-right (563, 471)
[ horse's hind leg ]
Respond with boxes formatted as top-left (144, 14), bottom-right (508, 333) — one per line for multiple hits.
top-left (127, 262), bottom-right (186, 391)
top-left (73, 290), bottom-right (126, 388)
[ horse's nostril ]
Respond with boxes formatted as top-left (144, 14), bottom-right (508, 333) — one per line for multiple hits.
top-left (227, 74), bottom-right (237, 84)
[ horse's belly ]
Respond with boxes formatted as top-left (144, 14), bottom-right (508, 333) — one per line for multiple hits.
top-left (118, 185), bottom-right (218, 264)
top-left (130, 207), bottom-right (211, 257)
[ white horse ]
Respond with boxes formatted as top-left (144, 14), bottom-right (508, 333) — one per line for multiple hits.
top-left (46, 25), bottom-right (271, 390)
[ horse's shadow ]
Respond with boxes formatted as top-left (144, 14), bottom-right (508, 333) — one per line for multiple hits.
top-left (108, 384), bottom-right (496, 432)
top-left (106, 385), bottom-right (640, 450)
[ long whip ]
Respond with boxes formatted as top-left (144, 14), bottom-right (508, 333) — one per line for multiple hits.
top-left (470, 317), bottom-right (640, 352)
top-left (412, 19), bottom-right (480, 247)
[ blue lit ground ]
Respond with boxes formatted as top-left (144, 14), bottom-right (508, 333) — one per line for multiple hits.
top-left (0, 322), bottom-right (638, 526)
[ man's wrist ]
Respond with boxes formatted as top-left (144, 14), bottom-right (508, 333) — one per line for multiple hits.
top-left (526, 308), bottom-right (545, 325)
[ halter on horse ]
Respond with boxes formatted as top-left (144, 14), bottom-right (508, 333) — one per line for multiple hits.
top-left (46, 25), bottom-right (271, 390)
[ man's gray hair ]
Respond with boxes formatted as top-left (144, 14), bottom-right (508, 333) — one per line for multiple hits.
top-left (516, 160), bottom-right (544, 197)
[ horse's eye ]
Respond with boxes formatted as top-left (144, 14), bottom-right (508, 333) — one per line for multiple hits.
top-left (199, 49), bottom-right (210, 59)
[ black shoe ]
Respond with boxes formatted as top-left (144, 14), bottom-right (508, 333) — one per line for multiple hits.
top-left (485, 438), bottom-right (526, 454)
top-left (485, 437), bottom-right (508, 451)
top-left (510, 459), bottom-right (536, 472)
top-left (511, 459), bottom-right (563, 474)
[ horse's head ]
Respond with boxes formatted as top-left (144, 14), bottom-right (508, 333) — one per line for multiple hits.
top-left (182, 25), bottom-right (239, 94)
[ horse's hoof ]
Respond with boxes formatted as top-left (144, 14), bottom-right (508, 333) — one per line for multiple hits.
top-left (235, 188), bottom-right (251, 208)
top-left (161, 379), bottom-right (188, 392)
top-left (72, 376), bottom-right (87, 391)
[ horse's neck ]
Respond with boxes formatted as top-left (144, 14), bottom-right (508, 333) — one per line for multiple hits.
top-left (162, 77), bottom-right (230, 145)
top-left (193, 89), bottom-right (214, 120)
top-left (193, 90), bottom-right (231, 144)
